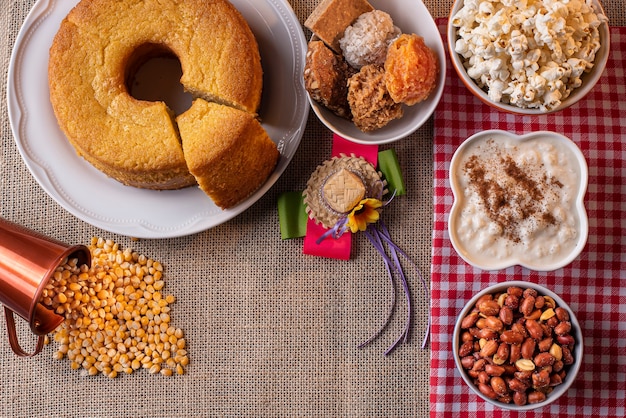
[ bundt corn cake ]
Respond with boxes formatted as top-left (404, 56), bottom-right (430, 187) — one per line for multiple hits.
top-left (48, 0), bottom-right (275, 208)
top-left (177, 99), bottom-right (279, 209)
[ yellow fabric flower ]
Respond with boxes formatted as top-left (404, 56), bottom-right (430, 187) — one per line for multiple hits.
top-left (346, 198), bottom-right (382, 233)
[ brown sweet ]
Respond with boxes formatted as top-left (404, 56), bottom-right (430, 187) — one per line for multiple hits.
top-left (384, 33), bottom-right (438, 105)
top-left (347, 65), bottom-right (403, 132)
top-left (304, 40), bottom-right (354, 120)
top-left (49, 0), bottom-right (276, 208)
top-left (304, 0), bottom-right (374, 53)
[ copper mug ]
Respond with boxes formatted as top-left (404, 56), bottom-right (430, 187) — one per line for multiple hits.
top-left (0, 218), bottom-right (90, 357)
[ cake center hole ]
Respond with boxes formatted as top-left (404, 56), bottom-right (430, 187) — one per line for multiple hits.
top-left (128, 51), bottom-right (193, 116)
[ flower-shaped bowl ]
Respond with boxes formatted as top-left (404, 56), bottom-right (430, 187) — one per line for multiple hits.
top-left (448, 130), bottom-right (588, 271)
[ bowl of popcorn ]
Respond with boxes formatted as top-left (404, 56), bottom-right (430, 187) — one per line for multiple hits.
top-left (303, 0), bottom-right (446, 145)
top-left (453, 281), bottom-right (583, 410)
top-left (447, 0), bottom-right (610, 114)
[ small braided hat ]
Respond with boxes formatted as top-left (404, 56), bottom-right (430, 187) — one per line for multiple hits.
top-left (303, 154), bottom-right (386, 229)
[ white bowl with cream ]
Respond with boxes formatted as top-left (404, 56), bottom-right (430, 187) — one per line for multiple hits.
top-left (448, 130), bottom-right (588, 271)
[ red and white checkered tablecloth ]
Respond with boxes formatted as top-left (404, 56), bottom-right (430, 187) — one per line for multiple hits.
top-left (430, 19), bottom-right (626, 418)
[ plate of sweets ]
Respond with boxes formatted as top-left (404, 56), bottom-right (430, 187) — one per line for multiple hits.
top-left (303, 0), bottom-right (446, 144)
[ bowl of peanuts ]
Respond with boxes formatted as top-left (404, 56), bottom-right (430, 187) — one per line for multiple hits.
top-left (453, 281), bottom-right (583, 410)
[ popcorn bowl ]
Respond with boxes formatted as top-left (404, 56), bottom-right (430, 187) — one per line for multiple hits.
top-left (447, 0), bottom-right (610, 115)
top-left (306, 0), bottom-right (446, 145)
top-left (453, 281), bottom-right (583, 410)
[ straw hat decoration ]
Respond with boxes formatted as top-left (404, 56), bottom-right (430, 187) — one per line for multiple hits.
top-left (301, 153), bottom-right (429, 355)
top-left (303, 154), bottom-right (387, 236)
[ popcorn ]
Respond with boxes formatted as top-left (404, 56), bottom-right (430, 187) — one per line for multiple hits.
top-left (452, 0), bottom-right (607, 111)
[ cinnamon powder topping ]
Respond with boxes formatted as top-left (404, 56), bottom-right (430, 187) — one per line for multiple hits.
top-left (462, 139), bottom-right (563, 243)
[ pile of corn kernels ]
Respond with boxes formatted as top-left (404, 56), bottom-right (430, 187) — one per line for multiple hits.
top-left (40, 237), bottom-right (188, 378)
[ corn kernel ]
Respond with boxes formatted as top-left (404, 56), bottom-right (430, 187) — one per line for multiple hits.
top-left (42, 237), bottom-right (185, 378)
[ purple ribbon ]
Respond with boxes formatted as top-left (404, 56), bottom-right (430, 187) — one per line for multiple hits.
top-left (362, 221), bottom-right (430, 355)
top-left (314, 191), bottom-right (430, 354)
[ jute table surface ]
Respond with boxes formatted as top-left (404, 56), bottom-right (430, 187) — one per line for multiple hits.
top-left (1, 0), bottom-right (436, 416)
top-left (1, 1), bottom-right (624, 417)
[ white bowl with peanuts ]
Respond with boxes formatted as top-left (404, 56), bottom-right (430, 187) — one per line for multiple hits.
top-left (452, 281), bottom-right (583, 410)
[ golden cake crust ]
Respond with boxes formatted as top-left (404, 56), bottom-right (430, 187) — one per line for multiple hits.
top-left (49, 0), bottom-right (270, 201)
top-left (177, 99), bottom-right (279, 209)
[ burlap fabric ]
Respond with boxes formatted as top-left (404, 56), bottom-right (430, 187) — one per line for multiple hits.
top-left (0, 0), bottom-right (431, 416)
top-left (2, 1), bottom-right (624, 417)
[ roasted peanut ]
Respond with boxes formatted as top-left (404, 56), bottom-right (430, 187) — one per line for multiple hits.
top-left (494, 342), bottom-right (510, 364)
top-left (534, 295), bottom-right (545, 309)
top-left (491, 376), bottom-right (508, 396)
top-left (478, 300), bottom-right (501, 316)
top-left (555, 307), bottom-right (570, 322)
top-left (507, 377), bottom-right (530, 393)
top-left (534, 352), bottom-right (556, 368)
top-left (553, 360), bottom-right (564, 373)
top-left (507, 287), bottom-right (524, 297)
top-left (554, 321), bottom-right (572, 336)
top-left (549, 343), bottom-right (563, 361)
top-left (538, 337), bottom-right (553, 352)
top-left (540, 308), bottom-right (555, 321)
top-left (475, 294), bottom-right (493, 307)
top-left (521, 338), bottom-right (536, 360)
top-left (509, 343), bottom-right (522, 364)
top-left (519, 296), bottom-right (536, 316)
top-left (499, 306), bottom-right (514, 325)
top-left (526, 309), bottom-right (542, 320)
top-left (511, 322), bottom-right (528, 338)
top-left (478, 371), bottom-right (490, 385)
top-left (532, 369), bottom-right (551, 388)
top-left (472, 358), bottom-right (486, 372)
top-left (475, 328), bottom-right (499, 340)
top-left (525, 319), bottom-right (544, 340)
top-left (504, 294), bottom-right (520, 309)
top-left (497, 394), bottom-right (513, 404)
top-left (527, 391), bottom-right (547, 404)
top-left (459, 341), bottom-right (474, 357)
top-left (485, 364), bottom-right (506, 377)
top-left (546, 315), bottom-right (559, 329)
top-left (557, 334), bottom-right (575, 346)
top-left (461, 311), bottom-right (480, 329)
top-left (480, 339), bottom-right (499, 358)
top-left (500, 330), bottom-right (524, 345)
top-left (513, 391), bottom-right (527, 406)
top-left (475, 317), bottom-right (487, 329)
top-left (514, 370), bottom-right (533, 382)
top-left (478, 382), bottom-right (498, 399)
top-left (461, 356), bottom-right (475, 369)
top-left (515, 359), bottom-right (536, 372)
top-left (484, 316), bottom-right (504, 332)
top-left (550, 373), bottom-right (563, 386)
top-left (562, 346), bottom-right (574, 365)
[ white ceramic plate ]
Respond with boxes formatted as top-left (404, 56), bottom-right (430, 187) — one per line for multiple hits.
top-left (7, 0), bottom-right (309, 239)
top-left (448, 130), bottom-right (588, 271)
top-left (307, 0), bottom-right (446, 145)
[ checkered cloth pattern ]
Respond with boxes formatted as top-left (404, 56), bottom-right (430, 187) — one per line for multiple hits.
top-left (431, 20), bottom-right (626, 418)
